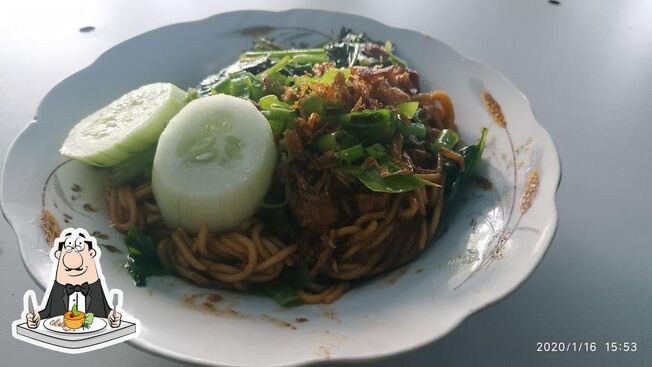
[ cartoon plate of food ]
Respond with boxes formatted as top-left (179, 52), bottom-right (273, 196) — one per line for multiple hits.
top-left (44, 304), bottom-right (107, 334)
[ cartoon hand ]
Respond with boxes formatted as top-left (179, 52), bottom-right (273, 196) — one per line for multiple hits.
top-left (108, 309), bottom-right (122, 328)
top-left (26, 312), bottom-right (40, 329)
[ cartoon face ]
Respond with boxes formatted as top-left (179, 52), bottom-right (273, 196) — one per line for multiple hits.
top-left (53, 229), bottom-right (100, 285)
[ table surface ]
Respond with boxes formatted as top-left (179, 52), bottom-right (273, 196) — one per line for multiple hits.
top-left (1, 1), bottom-right (651, 366)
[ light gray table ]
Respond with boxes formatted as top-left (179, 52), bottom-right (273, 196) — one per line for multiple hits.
top-left (2, 1), bottom-right (651, 366)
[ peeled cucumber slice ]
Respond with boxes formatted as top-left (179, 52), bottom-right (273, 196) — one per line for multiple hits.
top-left (60, 83), bottom-right (186, 166)
top-left (152, 94), bottom-right (277, 233)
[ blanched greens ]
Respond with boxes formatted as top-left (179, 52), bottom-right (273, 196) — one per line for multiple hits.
top-left (124, 227), bottom-right (171, 286)
top-left (444, 128), bottom-right (488, 202)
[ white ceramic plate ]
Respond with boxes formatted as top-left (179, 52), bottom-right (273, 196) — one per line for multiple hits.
top-left (43, 316), bottom-right (107, 334)
top-left (1, 9), bottom-right (560, 367)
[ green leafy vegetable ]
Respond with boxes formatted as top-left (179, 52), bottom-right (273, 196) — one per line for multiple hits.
top-left (263, 264), bottom-right (310, 307)
top-left (459, 128), bottom-right (487, 174)
top-left (338, 139), bottom-right (437, 193)
top-left (124, 226), bottom-right (171, 286)
top-left (324, 29), bottom-right (380, 67)
top-left (443, 128), bottom-right (488, 201)
top-left (197, 56), bottom-right (272, 97)
top-left (343, 166), bottom-right (436, 193)
top-left (325, 41), bottom-right (361, 68)
top-left (264, 283), bottom-right (303, 307)
top-left (384, 40), bottom-right (408, 67)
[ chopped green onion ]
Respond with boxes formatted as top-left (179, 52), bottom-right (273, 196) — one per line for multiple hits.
top-left (365, 143), bottom-right (387, 158)
top-left (397, 101), bottom-right (419, 119)
top-left (299, 95), bottom-right (326, 118)
top-left (414, 107), bottom-right (428, 122)
top-left (340, 109), bottom-right (396, 143)
top-left (292, 67), bottom-right (351, 85)
top-left (318, 68), bottom-right (351, 84)
top-left (291, 53), bottom-right (329, 64)
top-left (258, 55), bottom-right (291, 78)
top-left (338, 133), bottom-right (359, 149)
top-left (243, 48), bottom-right (326, 59)
top-left (264, 105), bottom-right (295, 121)
top-left (259, 94), bottom-right (292, 110)
top-left (339, 144), bottom-right (365, 164)
top-left (430, 129), bottom-right (460, 153)
top-left (317, 132), bottom-right (339, 152)
top-left (215, 71), bottom-right (264, 101)
top-left (210, 77), bottom-right (232, 95)
top-left (402, 122), bottom-right (426, 139)
top-left (267, 119), bottom-right (286, 136)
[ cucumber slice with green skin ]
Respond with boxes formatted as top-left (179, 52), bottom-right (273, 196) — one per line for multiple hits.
top-left (60, 83), bottom-right (187, 167)
top-left (152, 94), bottom-right (277, 233)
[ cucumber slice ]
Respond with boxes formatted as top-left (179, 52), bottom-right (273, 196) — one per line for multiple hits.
top-left (60, 83), bottom-right (186, 166)
top-left (152, 94), bottom-right (277, 233)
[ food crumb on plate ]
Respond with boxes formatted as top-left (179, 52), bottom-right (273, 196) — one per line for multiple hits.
top-left (182, 293), bottom-right (297, 330)
top-left (260, 314), bottom-right (297, 330)
top-left (207, 293), bottom-right (223, 303)
top-left (316, 345), bottom-right (331, 359)
top-left (383, 265), bottom-right (409, 285)
top-left (322, 306), bottom-right (340, 324)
